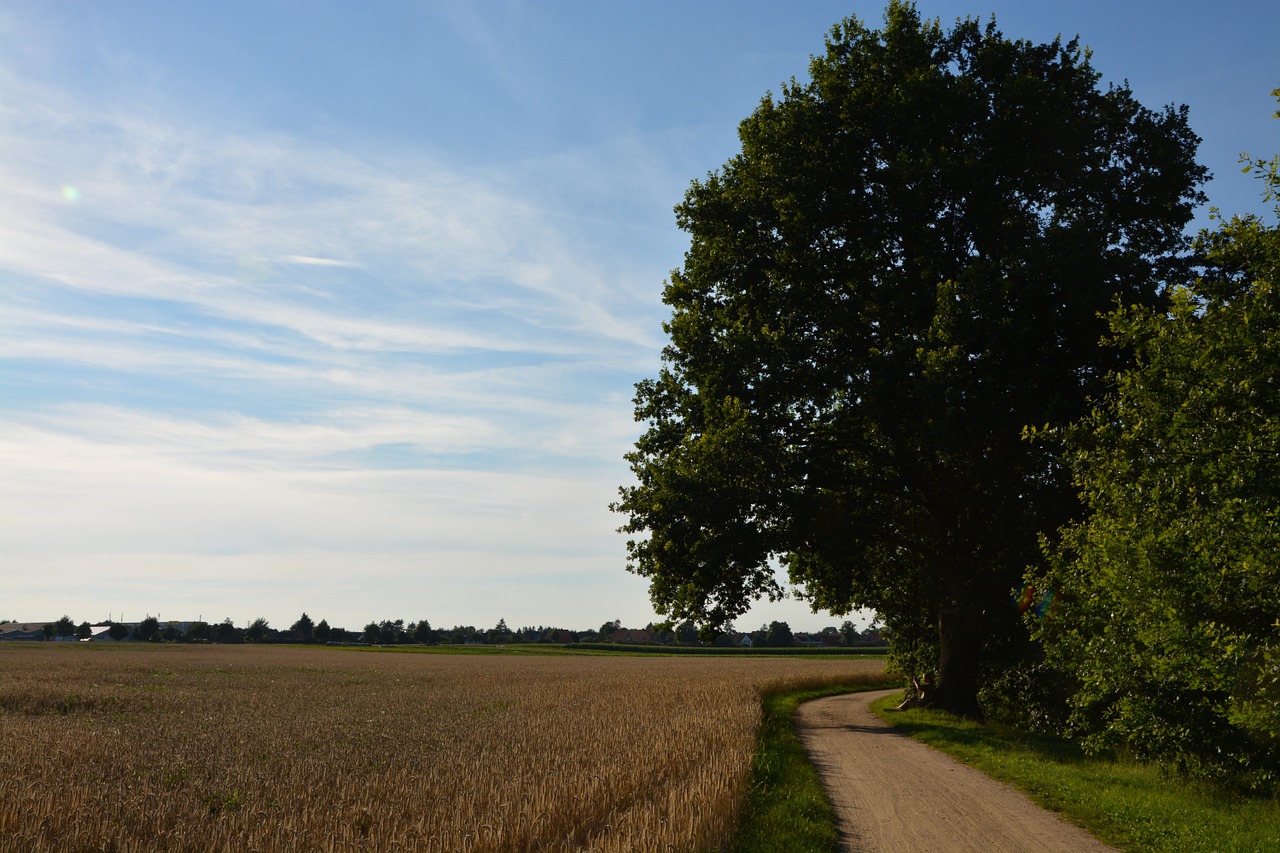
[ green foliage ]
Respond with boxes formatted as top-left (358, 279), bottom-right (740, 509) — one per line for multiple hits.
top-left (203, 789), bottom-right (243, 816)
top-left (488, 618), bottom-right (512, 643)
top-left (838, 621), bottom-right (858, 647)
top-left (1033, 122), bottom-right (1280, 788)
top-left (137, 616), bottom-right (161, 642)
top-left (613, 1), bottom-right (1205, 714)
top-left (244, 617), bottom-right (270, 643)
top-left (764, 621), bottom-right (793, 648)
top-left (290, 612), bottom-right (315, 643)
top-left (214, 618), bottom-right (242, 644)
top-left (379, 619), bottom-right (406, 643)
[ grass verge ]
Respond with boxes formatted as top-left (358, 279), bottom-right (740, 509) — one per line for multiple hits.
top-left (871, 694), bottom-right (1280, 853)
top-left (731, 678), bottom-right (893, 852)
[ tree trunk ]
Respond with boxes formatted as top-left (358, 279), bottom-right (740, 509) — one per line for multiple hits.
top-left (931, 608), bottom-right (985, 718)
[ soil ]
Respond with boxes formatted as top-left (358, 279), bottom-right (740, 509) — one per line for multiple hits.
top-left (795, 689), bottom-right (1120, 853)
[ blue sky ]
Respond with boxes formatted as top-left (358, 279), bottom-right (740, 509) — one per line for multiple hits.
top-left (3, 1), bottom-right (1277, 633)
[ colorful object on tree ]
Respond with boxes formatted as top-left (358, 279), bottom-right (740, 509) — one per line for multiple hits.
top-left (1016, 584), bottom-right (1057, 620)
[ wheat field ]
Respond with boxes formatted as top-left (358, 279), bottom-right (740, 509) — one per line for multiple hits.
top-left (0, 644), bottom-right (886, 852)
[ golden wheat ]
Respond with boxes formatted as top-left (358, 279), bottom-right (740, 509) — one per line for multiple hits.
top-left (0, 644), bottom-right (885, 852)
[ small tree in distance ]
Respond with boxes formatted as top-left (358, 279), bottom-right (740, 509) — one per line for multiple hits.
top-left (839, 621), bottom-right (859, 647)
top-left (245, 617), bottom-right (270, 643)
top-left (215, 618), bottom-right (241, 644)
top-left (291, 612), bottom-right (315, 643)
top-left (765, 621), bottom-right (794, 648)
top-left (137, 616), bottom-right (160, 642)
top-left (487, 618), bottom-right (511, 643)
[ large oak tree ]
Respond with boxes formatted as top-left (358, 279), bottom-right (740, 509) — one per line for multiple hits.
top-left (613, 2), bottom-right (1206, 714)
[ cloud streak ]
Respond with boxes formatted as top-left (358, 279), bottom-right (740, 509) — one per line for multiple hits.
top-left (0, 77), bottom-right (666, 353)
top-left (279, 255), bottom-right (361, 267)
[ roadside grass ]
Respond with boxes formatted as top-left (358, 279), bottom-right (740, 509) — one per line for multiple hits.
top-left (871, 694), bottom-right (1280, 853)
top-left (732, 677), bottom-right (893, 853)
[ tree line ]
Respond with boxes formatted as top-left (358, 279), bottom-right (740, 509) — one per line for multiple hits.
top-left (613, 0), bottom-right (1280, 791)
top-left (13, 613), bottom-right (885, 648)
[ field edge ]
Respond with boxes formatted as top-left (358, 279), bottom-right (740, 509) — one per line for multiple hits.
top-left (730, 675), bottom-right (895, 853)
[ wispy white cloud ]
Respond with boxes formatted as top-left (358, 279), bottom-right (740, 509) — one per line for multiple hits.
top-left (0, 77), bottom-right (666, 358)
top-left (279, 255), bottom-right (361, 267)
top-left (0, 417), bottom-right (623, 564)
top-left (12, 405), bottom-right (496, 462)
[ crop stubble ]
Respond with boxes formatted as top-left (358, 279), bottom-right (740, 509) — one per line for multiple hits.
top-left (0, 644), bottom-right (885, 852)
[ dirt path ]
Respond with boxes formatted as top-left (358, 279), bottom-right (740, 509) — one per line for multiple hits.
top-left (795, 689), bottom-right (1119, 853)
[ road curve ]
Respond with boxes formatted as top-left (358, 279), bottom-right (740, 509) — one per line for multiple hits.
top-left (795, 689), bottom-right (1119, 853)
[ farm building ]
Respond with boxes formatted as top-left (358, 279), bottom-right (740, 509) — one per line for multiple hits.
top-left (0, 622), bottom-right (50, 641)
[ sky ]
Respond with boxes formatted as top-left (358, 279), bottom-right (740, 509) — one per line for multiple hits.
top-left (2, 1), bottom-right (1277, 634)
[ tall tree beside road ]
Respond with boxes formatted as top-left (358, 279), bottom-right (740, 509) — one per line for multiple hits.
top-left (614, 1), bottom-right (1206, 714)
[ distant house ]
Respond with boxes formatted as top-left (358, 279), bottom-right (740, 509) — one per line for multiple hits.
top-left (0, 622), bottom-right (49, 641)
top-left (609, 628), bottom-right (656, 644)
top-left (82, 625), bottom-right (118, 642)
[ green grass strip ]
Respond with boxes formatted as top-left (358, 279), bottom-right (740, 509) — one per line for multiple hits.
top-left (731, 677), bottom-right (893, 853)
top-left (871, 694), bottom-right (1280, 853)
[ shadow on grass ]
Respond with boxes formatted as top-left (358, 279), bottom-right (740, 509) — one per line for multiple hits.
top-left (884, 705), bottom-right (1090, 764)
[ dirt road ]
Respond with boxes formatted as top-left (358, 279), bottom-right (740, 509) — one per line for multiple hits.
top-left (795, 689), bottom-right (1119, 853)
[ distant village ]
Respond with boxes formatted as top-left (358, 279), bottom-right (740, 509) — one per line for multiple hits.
top-left (0, 614), bottom-right (885, 649)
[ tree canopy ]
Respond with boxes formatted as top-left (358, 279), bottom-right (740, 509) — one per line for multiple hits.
top-left (1033, 131), bottom-right (1280, 787)
top-left (245, 617), bottom-right (270, 643)
top-left (291, 612), bottom-right (315, 642)
top-left (613, 1), bottom-right (1206, 714)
